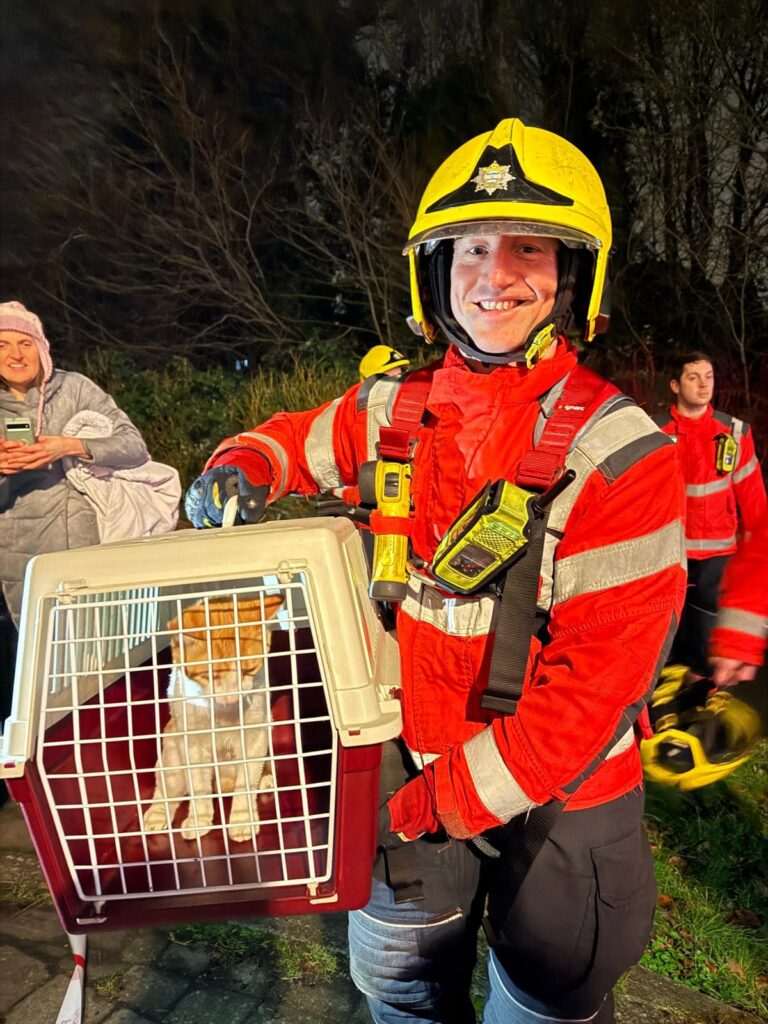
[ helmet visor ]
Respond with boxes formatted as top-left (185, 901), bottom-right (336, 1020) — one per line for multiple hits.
top-left (404, 218), bottom-right (601, 255)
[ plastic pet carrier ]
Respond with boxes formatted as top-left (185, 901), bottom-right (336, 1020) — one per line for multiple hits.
top-left (1, 517), bottom-right (402, 937)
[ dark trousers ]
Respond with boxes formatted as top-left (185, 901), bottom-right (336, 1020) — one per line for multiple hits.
top-left (670, 555), bottom-right (729, 675)
top-left (349, 741), bottom-right (658, 1024)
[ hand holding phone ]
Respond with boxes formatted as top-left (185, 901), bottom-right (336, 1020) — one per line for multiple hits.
top-left (3, 417), bottom-right (36, 445)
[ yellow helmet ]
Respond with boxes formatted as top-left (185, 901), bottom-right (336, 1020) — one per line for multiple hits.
top-left (359, 344), bottom-right (411, 381)
top-left (404, 118), bottom-right (612, 366)
top-left (641, 666), bottom-right (763, 791)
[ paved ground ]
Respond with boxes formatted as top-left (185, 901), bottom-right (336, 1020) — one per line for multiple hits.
top-left (0, 801), bottom-right (761, 1024)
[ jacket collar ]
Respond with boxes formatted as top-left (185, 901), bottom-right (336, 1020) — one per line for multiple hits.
top-left (429, 340), bottom-right (579, 411)
top-left (670, 402), bottom-right (713, 431)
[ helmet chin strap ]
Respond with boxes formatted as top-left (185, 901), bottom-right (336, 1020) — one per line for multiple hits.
top-left (424, 241), bottom-right (581, 369)
top-left (458, 321), bottom-right (558, 368)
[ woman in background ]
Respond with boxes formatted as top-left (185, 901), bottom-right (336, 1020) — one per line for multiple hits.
top-left (0, 300), bottom-right (178, 742)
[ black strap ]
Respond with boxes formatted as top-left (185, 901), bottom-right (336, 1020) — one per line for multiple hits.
top-left (481, 514), bottom-right (548, 714)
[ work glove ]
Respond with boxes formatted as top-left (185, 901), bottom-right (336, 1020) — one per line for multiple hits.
top-left (185, 462), bottom-right (269, 528)
top-left (387, 769), bottom-right (441, 842)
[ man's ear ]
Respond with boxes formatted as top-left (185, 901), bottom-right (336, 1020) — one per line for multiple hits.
top-left (669, 379), bottom-right (680, 397)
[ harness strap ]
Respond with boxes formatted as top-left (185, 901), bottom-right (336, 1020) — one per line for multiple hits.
top-left (481, 366), bottom-right (615, 715)
top-left (378, 375), bottom-right (432, 462)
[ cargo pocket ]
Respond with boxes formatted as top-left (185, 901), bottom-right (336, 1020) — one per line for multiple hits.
top-left (590, 825), bottom-right (657, 982)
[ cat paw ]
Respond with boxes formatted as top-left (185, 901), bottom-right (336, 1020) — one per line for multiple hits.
top-left (180, 818), bottom-right (213, 840)
top-left (258, 773), bottom-right (274, 791)
top-left (228, 809), bottom-right (259, 843)
top-left (143, 804), bottom-right (170, 832)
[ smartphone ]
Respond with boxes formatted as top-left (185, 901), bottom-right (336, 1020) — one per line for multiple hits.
top-left (3, 417), bottom-right (36, 444)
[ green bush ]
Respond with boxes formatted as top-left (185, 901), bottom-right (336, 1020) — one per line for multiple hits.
top-left (79, 350), bottom-right (354, 493)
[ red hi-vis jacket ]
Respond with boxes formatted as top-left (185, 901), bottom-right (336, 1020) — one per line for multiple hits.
top-left (209, 343), bottom-right (686, 836)
top-left (656, 404), bottom-right (766, 560)
top-left (710, 512), bottom-right (768, 667)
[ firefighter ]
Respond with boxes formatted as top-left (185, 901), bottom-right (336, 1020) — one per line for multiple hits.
top-left (653, 354), bottom-right (766, 675)
top-left (710, 511), bottom-right (768, 686)
top-left (186, 119), bottom-right (686, 1024)
top-left (359, 345), bottom-right (411, 381)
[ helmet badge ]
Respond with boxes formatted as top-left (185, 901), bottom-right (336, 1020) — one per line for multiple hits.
top-left (471, 161), bottom-right (514, 195)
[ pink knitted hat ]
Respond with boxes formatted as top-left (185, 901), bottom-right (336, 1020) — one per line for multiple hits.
top-left (0, 300), bottom-right (54, 433)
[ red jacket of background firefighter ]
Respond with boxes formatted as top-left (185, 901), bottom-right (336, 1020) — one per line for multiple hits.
top-left (655, 403), bottom-right (766, 561)
top-left (710, 512), bottom-right (768, 674)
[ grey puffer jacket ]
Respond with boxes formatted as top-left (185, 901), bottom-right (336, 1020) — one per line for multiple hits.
top-left (0, 371), bottom-right (149, 625)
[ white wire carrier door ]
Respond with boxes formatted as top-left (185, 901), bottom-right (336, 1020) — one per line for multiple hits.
top-left (2, 519), bottom-right (401, 931)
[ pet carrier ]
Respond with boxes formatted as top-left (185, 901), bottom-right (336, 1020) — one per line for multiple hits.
top-left (1, 517), bottom-right (402, 936)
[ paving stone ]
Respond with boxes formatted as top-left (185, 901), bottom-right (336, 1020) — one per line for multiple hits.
top-left (617, 966), bottom-right (763, 1024)
top-left (159, 942), bottom-right (211, 978)
top-left (0, 803), bottom-right (35, 852)
top-left (254, 980), bottom-right (369, 1024)
top-left (121, 964), bottom-right (190, 1018)
top-left (0, 902), bottom-right (70, 948)
top-left (166, 988), bottom-right (259, 1024)
top-left (120, 931), bottom-right (171, 965)
top-left (101, 1011), bottom-right (156, 1024)
top-left (4, 974), bottom-right (73, 1024)
top-left (202, 955), bottom-right (272, 998)
top-left (0, 943), bottom-right (50, 1012)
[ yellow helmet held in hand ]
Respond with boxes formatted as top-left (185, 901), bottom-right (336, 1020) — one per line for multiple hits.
top-left (359, 345), bottom-right (411, 381)
top-left (404, 118), bottom-right (612, 366)
top-left (641, 665), bottom-right (762, 791)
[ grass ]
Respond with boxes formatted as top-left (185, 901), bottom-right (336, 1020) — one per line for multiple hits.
top-left (0, 874), bottom-right (52, 911)
top-left (642, 741), bottom-right (768, 1015)
top-left (169, 922), bottom-right (342, 985)
top-left (93, 971), bottom-right (125, 999)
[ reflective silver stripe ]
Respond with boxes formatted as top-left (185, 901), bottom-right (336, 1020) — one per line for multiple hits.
top-left (400, 576), bottom-right (497, 638)
top-left (540, 405), bottom-right (670, 610)
top-left (304, 398), bottom-right (343, 489)
top-left (733, 454), bottom-right (758, 484)
top-left (576, 405), bottom-right (662, 472)
top-left (553, 520), bottom-right (685, 606)
top-left (686, 477), bottom-right (731, 497)
top-left (464, 725), bottom-right (636, 824)
top-left (606, 727), bottom-right (635, 760)
top-left (464, 728), bottom-right (537, 822)
top-left (687, 536), bottom-right (736, 552)
top-left (238, 432), bottom-right (290, 495)
top-left (363, 377), bottom-right (401, 461)
top-left (717, 607), bottom-right (767, 639)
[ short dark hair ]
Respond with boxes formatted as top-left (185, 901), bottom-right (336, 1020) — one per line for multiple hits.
top-left (671, 351), bottom-right (714, 381)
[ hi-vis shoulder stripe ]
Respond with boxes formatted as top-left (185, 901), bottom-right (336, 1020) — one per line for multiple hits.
top-left (538, 404), bottom-right (672, 610)
top-left (239, 432), bottom-right (290, 495)
top-left (463, 724), bottom-right (636, 824)
top-left (362, 377), bottom-right (402, 461)
top-left (400, 575), bottom-right (498, 638)
top-left (717, 607), bottom-right (767, 639)
top-left (733, 454), bottom-right (758, 484)
top-left (552, 520), bottom-right (685, 606)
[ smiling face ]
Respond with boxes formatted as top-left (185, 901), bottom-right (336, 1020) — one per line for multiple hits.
top-left (0, 330), bottom-right (41, 394)
top-left (449, 234), bottom-right (559, 357)
top-left (670, 360), bottom-right (714, 416)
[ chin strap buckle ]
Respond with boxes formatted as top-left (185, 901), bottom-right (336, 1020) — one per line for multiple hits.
top-left (524, 324), bottom-right (557, 368)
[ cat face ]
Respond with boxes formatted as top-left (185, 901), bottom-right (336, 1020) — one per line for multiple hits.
top-left (169, 596), bottom-right (283, 703)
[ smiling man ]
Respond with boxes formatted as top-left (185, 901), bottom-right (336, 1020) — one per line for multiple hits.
top-left (654, 353), bottom-right (766, 675)
top-left (189, 120), bottom-right (686, 1024)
